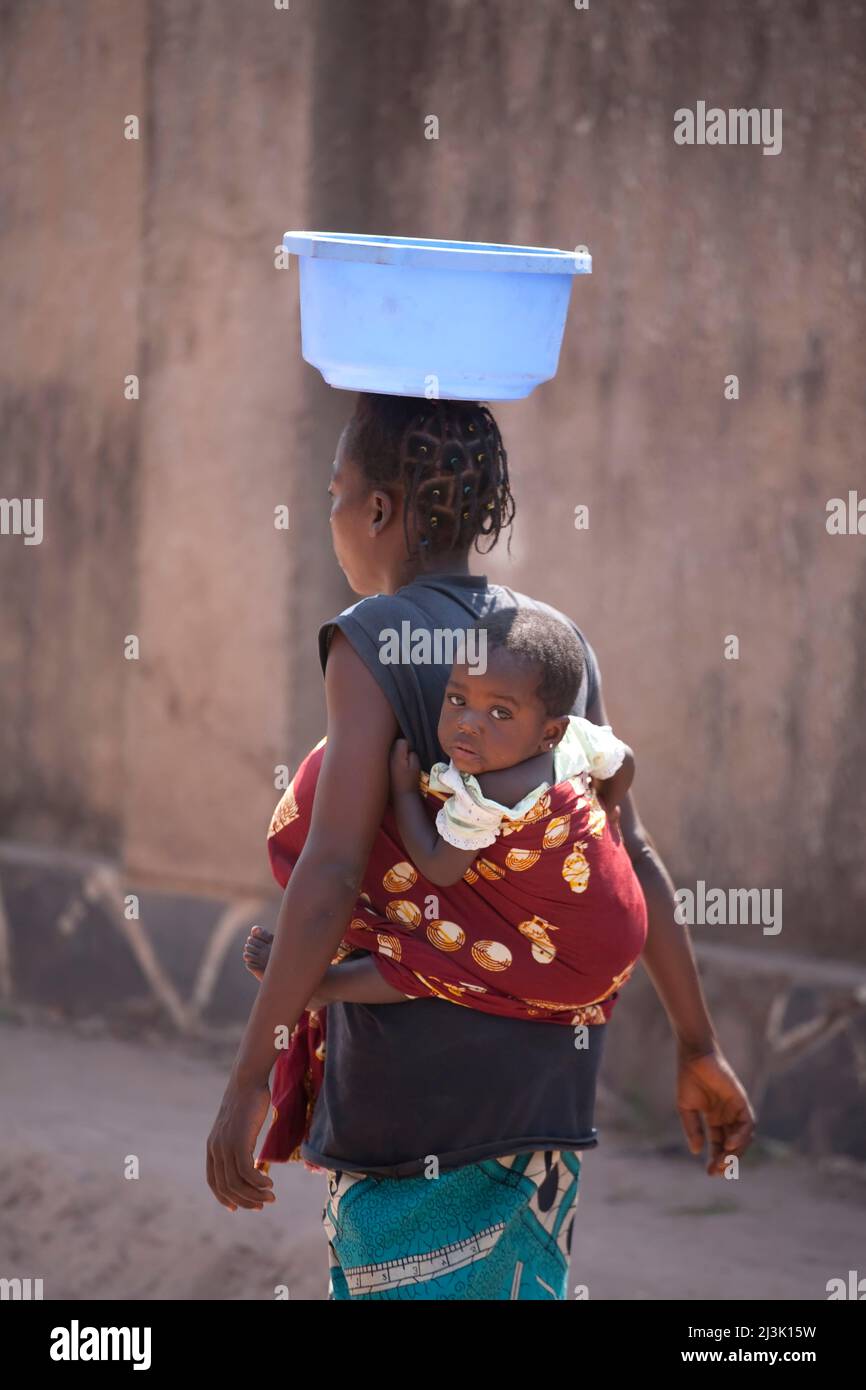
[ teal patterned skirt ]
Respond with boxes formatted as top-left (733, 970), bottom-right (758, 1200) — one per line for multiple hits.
top-left (322, 1149), bottom-right (583, 1300)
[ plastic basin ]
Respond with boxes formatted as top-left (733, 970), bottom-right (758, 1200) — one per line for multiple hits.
top-left (283, 231), bottom-right (591, 400)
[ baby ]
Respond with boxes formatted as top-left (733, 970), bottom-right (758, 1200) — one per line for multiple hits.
top-left (245, 609), bottom-right (635, 1009)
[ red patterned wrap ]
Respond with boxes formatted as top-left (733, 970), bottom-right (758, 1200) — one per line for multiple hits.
top-left (257, 736), bottom-right (647, 1166)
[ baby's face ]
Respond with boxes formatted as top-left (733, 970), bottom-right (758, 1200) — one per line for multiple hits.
top-left (438, 651), bottom-right (554, 775)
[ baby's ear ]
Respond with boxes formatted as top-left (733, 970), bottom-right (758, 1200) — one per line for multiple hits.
top-left (546, 716), bottom-right (570, 748)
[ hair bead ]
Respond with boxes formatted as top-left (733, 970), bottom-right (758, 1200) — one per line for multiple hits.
top-left (345, 394), bottom-right (514, 563)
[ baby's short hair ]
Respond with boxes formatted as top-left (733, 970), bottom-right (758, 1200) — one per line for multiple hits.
top-left (469, 608), bottom-right (585, 718)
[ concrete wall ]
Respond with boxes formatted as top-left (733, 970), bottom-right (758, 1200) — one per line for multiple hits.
top-left (2, 0), bottom-right (865, 971)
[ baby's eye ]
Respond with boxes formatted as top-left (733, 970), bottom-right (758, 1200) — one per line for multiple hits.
top-left (491, 707), bottom-right (512, 720)
top-left (447, 693), bottom-right (465, 707)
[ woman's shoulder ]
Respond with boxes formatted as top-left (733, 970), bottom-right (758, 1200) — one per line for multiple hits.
top-left (489, 582), bottom-right (588, 637)
top-left (318, 591), bottom-right (417, 672)
top-left (508, 587), bottom-right (594, 645)
top-left (323, 590), bottom-right (411, 627)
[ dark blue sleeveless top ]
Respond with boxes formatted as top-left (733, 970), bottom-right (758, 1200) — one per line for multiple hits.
top-left (300, 572), bottom-right (609, 1177)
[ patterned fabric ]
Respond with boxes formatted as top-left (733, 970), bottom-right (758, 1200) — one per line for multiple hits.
top-left (321, 1150), bottom-right (583, 1300)
top-left (430, 714), bottom-right (629, 850)
top-left (258, 735), bottom-right (646, 1165)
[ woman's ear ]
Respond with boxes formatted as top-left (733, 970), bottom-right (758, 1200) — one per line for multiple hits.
top-left (370, 488), bottom-right (397, 534)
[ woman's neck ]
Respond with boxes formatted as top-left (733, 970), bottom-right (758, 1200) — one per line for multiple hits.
top-left (384, 551), bottom-right (475, 594)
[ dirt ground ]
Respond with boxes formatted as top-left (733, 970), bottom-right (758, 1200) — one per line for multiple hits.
top-left (0, 1018), bottom-right (863, 1301)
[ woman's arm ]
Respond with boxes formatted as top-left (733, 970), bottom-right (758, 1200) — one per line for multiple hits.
top-left (206, 629), bottom-right (400, 1211)
top-left (586, 686), bottom-right (716, 1052)
top-left (390, 737), bottom-right (479, 886)
top-left (585, 683), bottom-right (756, 1176)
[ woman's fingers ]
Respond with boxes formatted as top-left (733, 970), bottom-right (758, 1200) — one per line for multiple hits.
top-left (677, 1103), bottom-right (706, 1157)
top-left (706, 1123), bottom-right (728, 1175)
top-left (680, 1102), bottom-right (754, 1176)
top-left (720, 1108), bottom-right (756, 1157)
top-left (206, 1146), bottom-right (237, 1212)
top-left (208, 1142), bottom-right (240, 1211)
top-left (206, 1084), bottom-right (276, 1212)
top-left (226, 1150), bottom-right (275, 1210)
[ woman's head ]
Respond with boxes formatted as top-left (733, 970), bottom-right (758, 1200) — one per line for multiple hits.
top-left (328, 393), bottom-right (516, 594)
top-left (438, 609), bottom-right (585, 775)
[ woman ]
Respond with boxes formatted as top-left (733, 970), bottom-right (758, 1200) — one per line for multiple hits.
top-left (206, 394), bottom-right (755, 1300)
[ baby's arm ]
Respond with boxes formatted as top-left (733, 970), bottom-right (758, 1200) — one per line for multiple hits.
top-left (570, 716), bottom-right (635, 827)
top-left (593, 745), bottom-right (634, 829)
top-left (389, 737), bottom-right (479, 886)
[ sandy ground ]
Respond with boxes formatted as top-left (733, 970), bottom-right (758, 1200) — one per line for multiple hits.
top-left (0, 1018), bottom-right (863, 1301)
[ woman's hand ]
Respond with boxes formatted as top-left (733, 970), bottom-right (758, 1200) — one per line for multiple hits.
top-left (676, 1046), bottom-right (756, 1176)
top-left (206, 1077), bottom-right (277, 1211)
top-left (389, 736), bottom-right (421, 798)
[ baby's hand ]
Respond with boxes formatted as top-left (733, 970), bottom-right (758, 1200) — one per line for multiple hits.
top-left (592, 780), bottom-right (623, 843)
top-left (592, 747), bottom-right (633, 846)
top-left (389, 736), bottom-right (421, 798)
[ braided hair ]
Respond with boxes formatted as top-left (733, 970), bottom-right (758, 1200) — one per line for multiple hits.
top-left (343, 394), bottom-right (516, 561)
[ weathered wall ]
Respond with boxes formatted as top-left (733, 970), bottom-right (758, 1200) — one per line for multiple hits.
top-left (121, 1), bottom-right (323, 891)
top-left (1, 0), bottom-right (864, 967)
top-left (0, 0), bottom-right (146, 857)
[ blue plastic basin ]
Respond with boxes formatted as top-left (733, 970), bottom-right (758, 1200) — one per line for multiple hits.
top-left (283, 231), bottom-right (591, 400)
